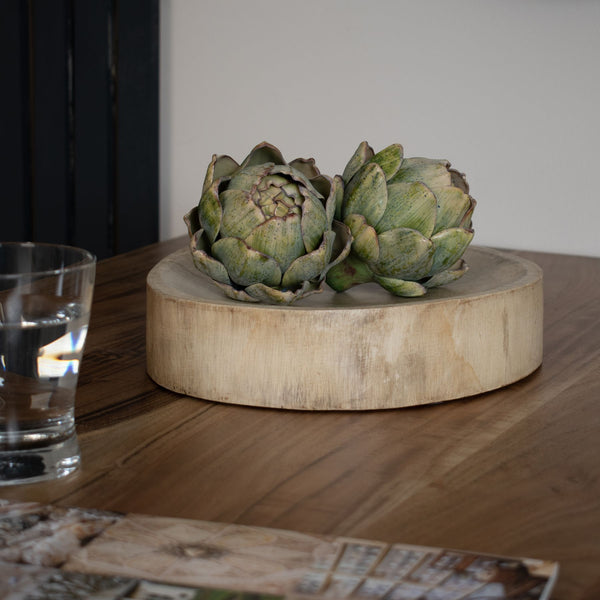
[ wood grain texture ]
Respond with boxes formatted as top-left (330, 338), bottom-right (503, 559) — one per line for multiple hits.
top-left (146, 246), bottom-right (543, 409)
top-left (2, 237), bottom-right (598, 600)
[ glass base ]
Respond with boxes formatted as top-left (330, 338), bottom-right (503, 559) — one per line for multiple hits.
top-left (0, 434), bottom-right (80, 485)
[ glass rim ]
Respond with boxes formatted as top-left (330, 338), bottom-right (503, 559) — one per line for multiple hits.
top-left (0, 241), bottom-right (96, 279)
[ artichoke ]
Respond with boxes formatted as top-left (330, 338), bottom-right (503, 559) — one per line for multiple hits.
top-left (326, 142), bottom-right (476, 297)
top-left (184, 142), bottom-right (352, 304)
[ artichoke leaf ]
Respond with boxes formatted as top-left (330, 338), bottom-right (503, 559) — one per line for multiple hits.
top-left (424, 259), bottom-right (469, 288)
top-left (184, 207), bottom-right (201, 238)
top-left (329, 174), bottom-right (344, 222)
top-left (245, 215), bottom-right (305, 273)
top-left (460, 197), bottom-right (476, 230)
top-left (198, 181), bottom-right (223, 244)
top-left (245, 280), bottom-right (322, 305)
top-left (212, 237), bottom-right (282, 288)
top-left (308, 173), bottom-right (332, 200)
top-left (370, 143), bottom-right (404, 181)
top-left (390, 157), bottom-right (453, 191)
top-left (228, 164), bottom-right (272, 192)
top-left (378, 181), bottom-right (437, 237)
top-left (281, 230), bottom-right (335, 289)
top-left (301, 193), bottom-right (329, 253)
top-left (329, 219), bottom-right (353, 269)
top-left (212, 280), bottom-right (260, 303)
top-left (343, 162), bottom-right (388, 227)
top-left (450, 169), bottom-right (470, 193)
top-left (342, 141), bottom-right (374, 185)
top-left (289, 157), bottom-right (320, 180)
top-left (310, 173), bottom-right (340, 225)
top-left (271, 164), bottom-right (323, 200)
top-left (375, 228), bottom-right (434, 280)
top-left (344, 213), bottom-right (379, 264)
top-left (373, 275), bottom-right (427, 297)
top-left (239, 141), bottom-right (286, 169)
top-left (190, 228), bottom-right (209, 253)
top-left (190, 232), bottom-right (232, 286)
top-left (202, 154), bottom-right (239, 193)
top-left (326, 253), bottom-right (374, 292)
top-left (432, 186), bottom-right (473, 234)
top-left (220, 188), bottom-right (265, 239)
top-left (429, 228), bottom-right (474, 276)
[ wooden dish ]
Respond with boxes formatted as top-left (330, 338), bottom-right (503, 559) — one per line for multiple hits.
top-left (146, 246), bottom-right (543, 410)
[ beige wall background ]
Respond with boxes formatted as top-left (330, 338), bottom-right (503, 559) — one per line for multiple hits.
top-left (159, 0), bottom-right (600, 257)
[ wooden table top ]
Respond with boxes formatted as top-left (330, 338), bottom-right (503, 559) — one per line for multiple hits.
top-left (2, 237), bottom-right (599, 600)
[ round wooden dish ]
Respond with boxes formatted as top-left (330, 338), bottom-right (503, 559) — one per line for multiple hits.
top-left (146, 246), bottom-right (543, 410)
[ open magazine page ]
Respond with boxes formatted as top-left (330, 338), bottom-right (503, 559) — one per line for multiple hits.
top-left (0, 500), bottom-right (558, 600)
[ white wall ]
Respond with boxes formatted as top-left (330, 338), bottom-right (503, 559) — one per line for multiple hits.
top-left (160, 0), bottom-right (600, 257)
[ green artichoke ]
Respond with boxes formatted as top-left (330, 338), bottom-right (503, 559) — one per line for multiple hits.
top-left (184, 142), bottom-right (352, 304)
top-left (326, 142), bottom-right (476, 297)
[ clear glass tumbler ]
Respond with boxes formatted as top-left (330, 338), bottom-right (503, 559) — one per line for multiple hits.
top-left (0, 242), bottom-right (96, 485)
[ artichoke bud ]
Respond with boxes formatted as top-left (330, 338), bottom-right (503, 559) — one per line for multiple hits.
top-left (185, 142), bottom-right (352, 305)
top-left (327, 142), bottom-right (476, 297)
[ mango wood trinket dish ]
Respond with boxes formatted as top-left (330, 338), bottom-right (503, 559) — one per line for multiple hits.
top-left (146, 246), bottom-right (542, 410)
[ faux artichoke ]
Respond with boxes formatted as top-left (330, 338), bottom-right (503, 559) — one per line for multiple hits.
top-left (326, 142), bottom-right (476, 297)
top-left (184, 142), bottom-right (352, 304)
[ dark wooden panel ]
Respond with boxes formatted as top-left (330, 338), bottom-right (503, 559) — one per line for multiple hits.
top-left (30, 0), bottom-right (70, 244)
top-left (72, 0), bottom-right (114, 259)
top-left (0, 0), bottom-right (31, 241)
top-left (0, 0), bottom-right (158, 255)
top-left (114, 0), bottom-right (159, 253)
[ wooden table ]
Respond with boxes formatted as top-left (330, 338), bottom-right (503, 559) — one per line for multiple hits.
top-left (2, 237), bottom-right (599, 599)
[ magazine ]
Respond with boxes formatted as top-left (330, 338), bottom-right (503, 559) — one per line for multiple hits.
top-left (0, 500), bottom-right (558, 600)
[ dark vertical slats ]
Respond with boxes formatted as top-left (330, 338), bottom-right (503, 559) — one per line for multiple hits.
top-left (0, 0), bottom-right (31, 241)
top-left (114, 0), bottom-right (159, 253)
top-left (1, 0), bottom-right (158, 256)
top-left (30, 0), bottom-right (70, 244)
top-left (72, 0), bottom-right (114, 259)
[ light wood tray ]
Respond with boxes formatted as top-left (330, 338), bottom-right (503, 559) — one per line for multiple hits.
top-left (146, 246), bottom-right (543, 410)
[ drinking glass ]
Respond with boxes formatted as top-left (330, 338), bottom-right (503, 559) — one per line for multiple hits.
top-left (0, 242), bottom-right (96, 485)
